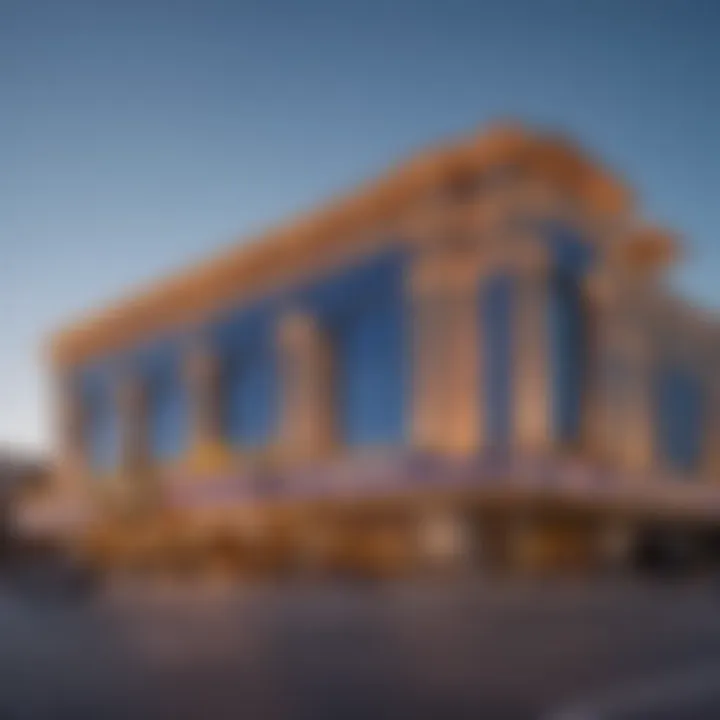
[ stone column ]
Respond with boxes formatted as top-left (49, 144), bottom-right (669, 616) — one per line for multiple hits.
top-left (184, 341), bottom-right (228, 472)
top-left (409, 242), bottom-right (480, 455)
top-left (277, 311), bottom-right (334, 460)
top-left (513, 245), bottom-right (552, 454)
top-left (614, 319), bottom-right (656, 476)
top-left (582, 269), bottom-right (618, 461)
top-left (409, 250), bottom-right (447, 452)
top-left (443, 254), bottom-right (481, 455)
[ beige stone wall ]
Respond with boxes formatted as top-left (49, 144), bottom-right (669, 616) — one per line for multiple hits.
top-left (588, 277), bottom-right (720, 483)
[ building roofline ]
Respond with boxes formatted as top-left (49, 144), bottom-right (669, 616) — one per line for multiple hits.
top-left (49, 122), bottom-right (636, 368)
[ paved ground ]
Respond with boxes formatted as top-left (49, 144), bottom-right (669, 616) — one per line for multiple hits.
top-left (3, 577), bottom-right (720, 719)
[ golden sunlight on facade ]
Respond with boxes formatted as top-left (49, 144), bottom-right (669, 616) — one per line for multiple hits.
top-left (38, 123), bottom-right (720, 576)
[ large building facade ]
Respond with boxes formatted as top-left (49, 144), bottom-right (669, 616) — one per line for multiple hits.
top-left (49, 125), bottom-right (720, 572)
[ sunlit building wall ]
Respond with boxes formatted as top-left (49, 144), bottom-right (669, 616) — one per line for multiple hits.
top-left (48, 124), bottom-right (719, 551)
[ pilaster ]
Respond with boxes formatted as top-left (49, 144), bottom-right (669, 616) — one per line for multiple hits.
top-left (409, 242), bottom-right (480, 455)
top-left (277, 311), bottom-right (335, 460)
top-left (512, 243), bottom-right (552, 454)
top-left (616, 319), bottom-right (656, 476)
top-left (582, 269), bottom-right (619, 461)
top-left (184, 341), bottom-right (230, 473)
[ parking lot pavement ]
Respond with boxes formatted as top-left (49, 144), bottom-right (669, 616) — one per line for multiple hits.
top-left (2, 578), bottom-right (720, 719)
top-left (545, 660), bottom-right (720, 719)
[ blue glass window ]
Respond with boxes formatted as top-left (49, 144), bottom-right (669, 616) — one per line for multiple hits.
top-left (83, 382), bottom-right (120, 473)
top-left (549, 270), bottom-right (588, 444)
top-left (146, 362), bottom-right (188, 461)
top-left (656, 366), bottom-right (705, 473)
top-left (481, 275), bottom-right (514, 447)
top-left (220, 345), bottom-right (277, 448)
top-left (544, 226), bottom-right (594, 445)
top-left (331, 297), bottom-right (405, 446)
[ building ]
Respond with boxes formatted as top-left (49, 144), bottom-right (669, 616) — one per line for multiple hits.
top-left (48, 124), bottom-right (720, 574)
top-left (0, 449), bottom-right (49, 552)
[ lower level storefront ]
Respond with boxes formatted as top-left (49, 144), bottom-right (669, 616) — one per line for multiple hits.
top-left (74, 451), bottom-right (720, 579)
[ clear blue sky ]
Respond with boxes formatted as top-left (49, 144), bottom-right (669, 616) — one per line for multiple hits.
top-left (2, 0), bottom-right (719, 452)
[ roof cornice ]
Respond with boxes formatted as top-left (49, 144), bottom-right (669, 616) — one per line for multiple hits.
top-left (49, 122), bottom-right (635, 367)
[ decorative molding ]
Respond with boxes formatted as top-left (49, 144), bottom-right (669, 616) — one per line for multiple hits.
top-left (50, 123), bottom-right (640, 368)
